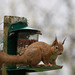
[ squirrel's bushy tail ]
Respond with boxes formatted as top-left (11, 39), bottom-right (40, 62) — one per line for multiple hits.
top-left (0, 51), bottom-right (24, 65)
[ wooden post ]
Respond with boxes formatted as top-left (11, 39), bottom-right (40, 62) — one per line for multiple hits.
top-left (2, 16), bottom-right (27, 75)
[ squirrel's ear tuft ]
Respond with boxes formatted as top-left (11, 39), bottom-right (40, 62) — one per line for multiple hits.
top-left (62, 38), bottom-right (66, 45)
top-left (52, 37), bottom-right (58, 46)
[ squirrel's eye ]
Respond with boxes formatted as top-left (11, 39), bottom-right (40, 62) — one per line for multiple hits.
top-left (56, 46), bottom-right (58, 49)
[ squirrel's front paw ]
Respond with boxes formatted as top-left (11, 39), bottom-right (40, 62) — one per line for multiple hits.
top-left (45, 63), bottom-right (53, 67)
top-left (49, 64), bottom-right (53, 67)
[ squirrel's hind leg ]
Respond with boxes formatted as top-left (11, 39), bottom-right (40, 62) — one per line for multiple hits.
top-left (27, 48), bottom-right (42, 67)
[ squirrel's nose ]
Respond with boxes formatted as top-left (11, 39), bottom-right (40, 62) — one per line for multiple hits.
top-left (59, 53), bottom-right (62, 55)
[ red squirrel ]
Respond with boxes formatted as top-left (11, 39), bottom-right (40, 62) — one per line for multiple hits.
top-left (21, 37), bottom-right (65, 67)
top-left (0, 37), bottom-right (65, 67)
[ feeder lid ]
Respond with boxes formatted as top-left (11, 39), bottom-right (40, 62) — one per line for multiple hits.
top-left (8, 21), bottom-right (41, 34)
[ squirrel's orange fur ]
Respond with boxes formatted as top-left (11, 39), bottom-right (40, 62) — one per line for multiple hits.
top-left (21, 37), bottom-right (65, 67)
top-left (0, 37), bottom-right (65, 67)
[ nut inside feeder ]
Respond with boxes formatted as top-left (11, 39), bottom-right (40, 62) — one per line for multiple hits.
top-left (17, 31), bottom-right (38, 56)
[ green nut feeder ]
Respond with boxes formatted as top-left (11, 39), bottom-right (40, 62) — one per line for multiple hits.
top-left (7, 21), bottom-right (41, 70)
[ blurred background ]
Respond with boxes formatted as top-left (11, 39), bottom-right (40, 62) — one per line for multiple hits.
top-left (0, 0), bottom-right (75, 75)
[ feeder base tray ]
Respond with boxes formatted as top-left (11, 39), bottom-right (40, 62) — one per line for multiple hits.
top-left (6, 65), bottom-right (62, 72)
